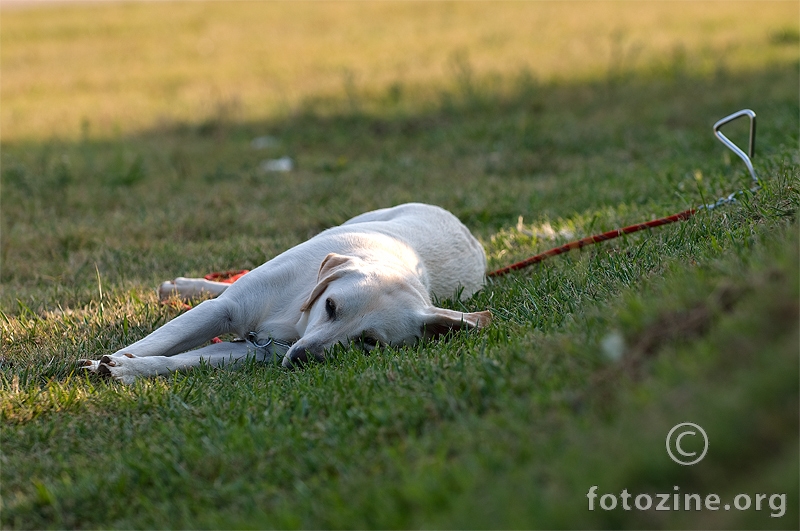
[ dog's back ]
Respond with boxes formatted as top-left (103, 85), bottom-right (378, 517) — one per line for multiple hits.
top-left (341, 203), bottom-right (486, 300)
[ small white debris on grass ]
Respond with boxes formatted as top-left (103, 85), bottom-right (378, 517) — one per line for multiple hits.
top-left (260, 156), bottom-right (294, 173)
top-left (600, 330), bottom-right (626, 363)
top-left (250, 135), bottom-right (279, 149)
top-left (516, 216), bottom-right (575, 240)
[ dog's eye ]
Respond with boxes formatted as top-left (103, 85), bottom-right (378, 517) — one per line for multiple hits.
top-left (325, 298), bottom-right (337, 320)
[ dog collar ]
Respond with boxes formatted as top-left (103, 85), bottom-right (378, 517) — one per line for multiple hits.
top-left (245, 331), bottom-right (293, 361)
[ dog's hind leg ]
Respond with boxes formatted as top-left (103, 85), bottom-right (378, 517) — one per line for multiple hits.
top-left (159, 277), bottom-right (230, 302)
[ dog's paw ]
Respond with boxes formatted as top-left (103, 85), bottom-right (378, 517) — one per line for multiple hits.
top-left (79, 354), bottom-right (138, 384)
top-left (158, 277), bottom-right (206, 302)
top-left (158, 279), bottom-right (180, 301)
top-left (97, 355), bottom-right (138, 385)
top-left (78, 358), bottom-right (101, 372)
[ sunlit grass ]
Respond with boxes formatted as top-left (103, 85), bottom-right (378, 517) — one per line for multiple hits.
top-left (1, 1), bottom-right (797, 140)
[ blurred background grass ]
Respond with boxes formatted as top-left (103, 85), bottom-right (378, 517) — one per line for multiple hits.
top-left (2, 1), bottom-right (797, 141)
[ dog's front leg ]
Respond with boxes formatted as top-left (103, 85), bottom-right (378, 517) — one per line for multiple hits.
top-left (96, 340), bottom-right (263, 384)
top-left (118, 297), bottom-right (238, 357)
top-left (81, 297), bottom-right (237, 372)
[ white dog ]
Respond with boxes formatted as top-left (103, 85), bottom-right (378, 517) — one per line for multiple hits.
top-left (82, 203), bottom-right (491, 383)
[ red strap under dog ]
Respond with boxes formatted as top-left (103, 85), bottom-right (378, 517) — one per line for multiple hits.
top-left (204, 269), bottom-right (250, 283)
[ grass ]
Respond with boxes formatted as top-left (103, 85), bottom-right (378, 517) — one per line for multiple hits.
top-left (1, 1), bottom-right (799, 529)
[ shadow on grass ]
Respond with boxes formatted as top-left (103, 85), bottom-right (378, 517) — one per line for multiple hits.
top-left (1, 57), bottom-right (798, 313)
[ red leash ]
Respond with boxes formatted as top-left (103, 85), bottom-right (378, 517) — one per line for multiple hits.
top-left (488, 208), bottom-right (695, 277)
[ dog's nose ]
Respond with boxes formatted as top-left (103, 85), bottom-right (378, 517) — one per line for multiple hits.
top-left (282, 345), bottom-right (311, 369)
top-left (287, 348), bottom-right (308, 367)
top-left (283, 345), bottom-right (325, 368)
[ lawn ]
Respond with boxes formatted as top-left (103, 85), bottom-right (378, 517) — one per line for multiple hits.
top-left (1, 1), bottom-right (798, 529)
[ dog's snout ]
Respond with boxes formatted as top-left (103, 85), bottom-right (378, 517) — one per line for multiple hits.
top-left (285, 348), bottom-right (309, 368)
top-left (282, 344), bottom-right (325, 368)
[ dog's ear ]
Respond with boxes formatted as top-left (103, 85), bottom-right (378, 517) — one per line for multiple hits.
top-left (300, 253), bottom-right (353, 312)
top-left (316, 252), bottom-right (351, 281)
top-left (420, 307), bottom-right (492, 338)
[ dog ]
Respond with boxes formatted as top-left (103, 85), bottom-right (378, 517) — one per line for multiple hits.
top-left (81, 203), bottom-right (491, 383)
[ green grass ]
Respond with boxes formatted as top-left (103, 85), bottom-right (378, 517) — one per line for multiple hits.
top-left (1, 2), bottom-right (799, 529)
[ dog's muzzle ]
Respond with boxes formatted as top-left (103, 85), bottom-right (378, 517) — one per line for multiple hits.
top-left (282, 343), bottom-right (326, 368)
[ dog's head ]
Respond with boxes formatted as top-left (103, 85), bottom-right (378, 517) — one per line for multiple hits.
top-left (283, 252), bottom-right (491, 367)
